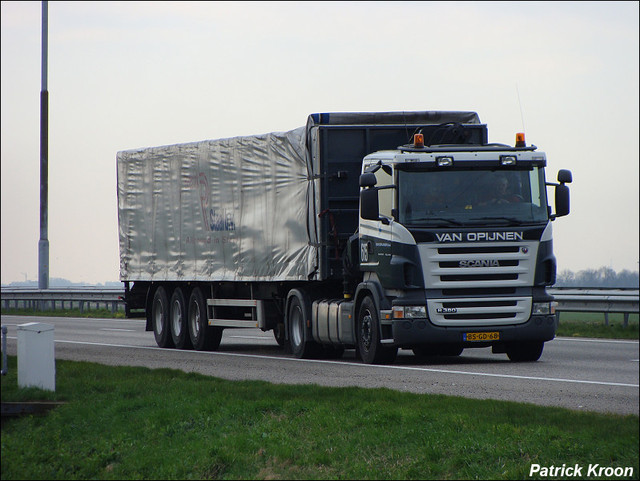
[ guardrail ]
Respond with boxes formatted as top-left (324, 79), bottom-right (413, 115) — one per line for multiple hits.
top-left (1, 286), bottom-right (638, 325)
top-left (548, 287), bottom-right (639, 327)
top-left (0, 287), bottom-right (125, 314)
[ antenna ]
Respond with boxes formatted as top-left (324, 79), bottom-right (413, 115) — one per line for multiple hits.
top-left (516, 83), bottom-right (526, 133)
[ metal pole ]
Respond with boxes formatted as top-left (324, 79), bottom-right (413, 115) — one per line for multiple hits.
top-left (39, 0), bottom-right (49, 290)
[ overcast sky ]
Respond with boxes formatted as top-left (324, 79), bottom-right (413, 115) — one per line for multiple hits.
top-left (1, 1), bottom-right (638, 285)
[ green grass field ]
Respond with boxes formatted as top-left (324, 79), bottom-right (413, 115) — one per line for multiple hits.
top-left (1, 356), bottom-right (638, 480)
top-left (556, 312), bottom-right (639, 339)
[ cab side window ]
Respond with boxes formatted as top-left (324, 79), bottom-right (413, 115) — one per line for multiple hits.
top-left (374, 167), bottom-right (393, 218)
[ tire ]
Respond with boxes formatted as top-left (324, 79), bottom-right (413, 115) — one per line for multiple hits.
top-left (170, 287), bottom-right (191, 349)
top-left (188, 287), bottom-right (223, 351)
top-left (506, 341), bottom-right (544, 362)
top-left (273, 322), bottom-right (286, 347)
top-left (288, 292), bottom-right (320, 359)
top-left (152, 286), bottom-right (173, 348)
top-left (357, 296), bottom-right (397, 364)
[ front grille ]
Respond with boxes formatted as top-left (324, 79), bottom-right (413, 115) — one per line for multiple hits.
top-left (428, 296), bottom-right (532, 327)
top-left (441, 288), bottom-right (516, 296)
top-left (419, 241), bottom-right (538, 290)
top-left (442, 300), bottom-right (517, 308)
top-left (419, 241), bottom-right (538, 326)
top-left (440, 273), bottom-right (519, 282)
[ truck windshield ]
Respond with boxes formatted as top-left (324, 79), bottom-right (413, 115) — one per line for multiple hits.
top-left (397, 167), bottom-right (548, 227)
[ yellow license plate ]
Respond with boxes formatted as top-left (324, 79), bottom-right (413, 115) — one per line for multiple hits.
top-left (464, 331), bottom-right (500, 342)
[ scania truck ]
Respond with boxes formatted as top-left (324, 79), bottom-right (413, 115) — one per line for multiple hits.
top-left (117, 111), bottom-right (572, 363)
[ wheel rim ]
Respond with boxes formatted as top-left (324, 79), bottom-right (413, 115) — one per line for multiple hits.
top-left (360, 309), bottom-right (372, 351)
top-left (154, 299), bottom-right (164, 335)
top-left (290, 305), bottom-right (303, 348)
top-left (172, 300), bottom-right (182, 336)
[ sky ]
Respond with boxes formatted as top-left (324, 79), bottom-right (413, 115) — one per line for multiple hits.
top-left (1, 1), bottom-right (639, 285)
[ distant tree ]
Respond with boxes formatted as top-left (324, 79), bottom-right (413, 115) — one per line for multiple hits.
top-left (555, 267), bottom-right (639, 288)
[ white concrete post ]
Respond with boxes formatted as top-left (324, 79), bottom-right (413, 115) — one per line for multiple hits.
top-left (17, 322), bottom-right (55, 391)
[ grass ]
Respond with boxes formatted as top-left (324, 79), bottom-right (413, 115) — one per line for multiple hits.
top-left (1, 356), bottom-right (638, 480)
top-left (556, 312), bottom-right (639, 340)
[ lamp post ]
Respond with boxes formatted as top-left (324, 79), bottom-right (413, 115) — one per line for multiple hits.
top-left (38, 0), bottom-right (49, 290)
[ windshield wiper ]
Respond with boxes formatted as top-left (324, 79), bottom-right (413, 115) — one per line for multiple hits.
top-left (467, 216), bottom-right (525, 225)
top-left (409, 216), bottom-right (463, 226)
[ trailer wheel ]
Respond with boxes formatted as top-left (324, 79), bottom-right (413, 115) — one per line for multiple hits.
top-left (152, 286), bottom-right (173, 348)
top-left (506, 341), bottom-right (544, 362)
top-left (188, 287), bottom-right (222, 351)
top-left (357, 296), bottom-right (397, 364)
top-left (170, 287), bottom-right (191, 349)
top-left (273, 322), bottom-right (286, 347)
top-left (288, 293), bottom-right (320, 359)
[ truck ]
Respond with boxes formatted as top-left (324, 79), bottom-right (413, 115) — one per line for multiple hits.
top-left (117, 111), bottom-right (572, 363)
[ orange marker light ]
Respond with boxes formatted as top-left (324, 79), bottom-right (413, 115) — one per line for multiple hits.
top-left (515, 132), bottom-right (526, 147)
top-left (414, 133), bottom-right (424, 148)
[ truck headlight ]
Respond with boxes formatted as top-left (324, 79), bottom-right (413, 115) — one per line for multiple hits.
top-left (392, 306), bottom-right (427, 319)
top-left (532, 302), bottom-right (556, 315)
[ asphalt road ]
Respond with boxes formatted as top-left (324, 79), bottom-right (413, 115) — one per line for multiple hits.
top-left (2, 315), bottom-right (638, 416)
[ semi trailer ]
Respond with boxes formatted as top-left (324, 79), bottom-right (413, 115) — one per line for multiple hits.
top-left (117, 111), bottom-right (572, 363)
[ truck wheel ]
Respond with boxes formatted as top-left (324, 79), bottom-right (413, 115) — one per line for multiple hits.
top-left (288, 293), bottom-right (320, 359)
top-left (152, 286), bottom-right (173, 348)
top-left (357, 296), bottom-right (397, 364)
top-left (273, 322), bottom-right (286, 347)
top-left (188, 287), bottom-right (222, 351)
top-left (506, 341), bottom-right (544, 362)
top-left (170, 287), bottom-right (191, 349)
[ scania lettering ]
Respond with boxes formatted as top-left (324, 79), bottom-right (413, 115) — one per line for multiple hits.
top-left (117, 111), bottom-right (572, 363)
top-left (459, 260), bottom-right (500, 268)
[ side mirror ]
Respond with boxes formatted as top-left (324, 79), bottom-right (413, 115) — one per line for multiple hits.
top-left (554, 183), bottom-right (570, 218)
top-left (359, 172), bottom-right (377, 188)
top-left (360, 188), bottom-right (379, 221)
top-left (558, 169), bottom-right (572, 184)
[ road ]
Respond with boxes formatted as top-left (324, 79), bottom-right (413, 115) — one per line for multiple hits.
top-left (1, 315), bottom-right (638, 416)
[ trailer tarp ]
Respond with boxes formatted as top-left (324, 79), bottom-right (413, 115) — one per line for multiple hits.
top-left (117, 127), bottom-right (317, 282)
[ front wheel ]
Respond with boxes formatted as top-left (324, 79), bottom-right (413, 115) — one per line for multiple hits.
top-left (506, 341), bottom-right (544, 362)
top-left (357, 296), bottom-right (397, 364)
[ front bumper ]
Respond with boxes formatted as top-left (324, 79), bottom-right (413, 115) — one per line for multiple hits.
top-left (391, 314), bottom-right (557, 347)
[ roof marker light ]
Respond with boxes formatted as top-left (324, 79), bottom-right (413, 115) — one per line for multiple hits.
top-left (500, 155), bottom-right (517, 166)
top-left (436, 156), bottom-right (453, 167)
